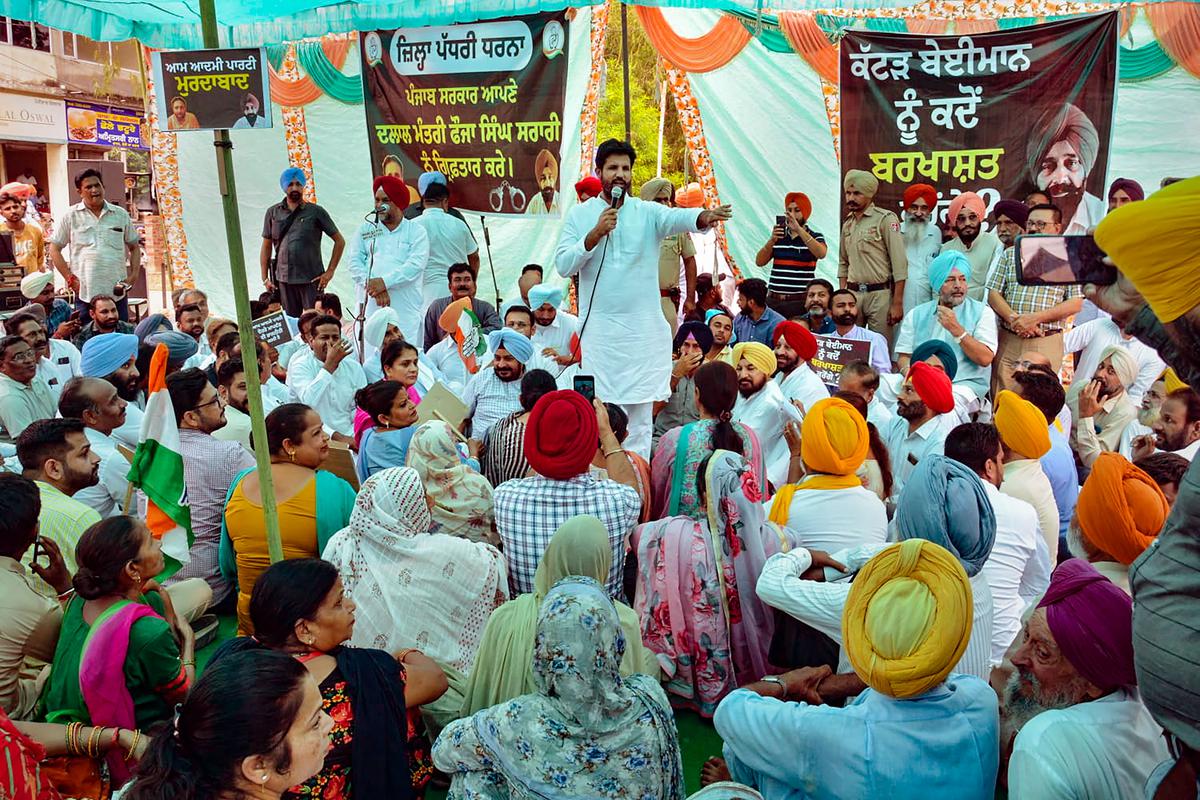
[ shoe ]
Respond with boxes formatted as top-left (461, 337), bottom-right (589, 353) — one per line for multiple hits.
top-left (192, 614), bottom-right (220, 651)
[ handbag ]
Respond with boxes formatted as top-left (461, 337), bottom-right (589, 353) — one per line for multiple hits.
top-left (268, 205), bottom-right (303, 284)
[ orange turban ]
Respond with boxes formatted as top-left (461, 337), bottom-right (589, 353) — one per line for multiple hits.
top-left (784, 192), bottom-right (812, 221)
top-left (994, 390), bottom-right (1051, 459)
top-left (903, 184), bottom-right (936, 210)
top-left (908, 361), bottom-right (954, 415)
top-left (802, 397), bottom-right (869, 477)
top-left (772, 320), bottom-right (817, 361)
top-left (1077, 452), bottom-right (1169, 565)
top-left (372, 175), bottom-right (411, 210)
top-left (676, 182), bottom-right (704, 208)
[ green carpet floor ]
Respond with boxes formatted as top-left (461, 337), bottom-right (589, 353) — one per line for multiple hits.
top-left (195, 616), bottom-right (726, 798)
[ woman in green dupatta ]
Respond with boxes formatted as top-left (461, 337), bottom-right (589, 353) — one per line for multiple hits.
top-left (651, 361), bottom-right (765, 519)
top-left (459, 515), bottom-right (658, 718)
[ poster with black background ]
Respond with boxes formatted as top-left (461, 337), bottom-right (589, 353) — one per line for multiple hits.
top-left (839, 13), bottom-right (1118, 231)
top-left (152, 47), bottom-right (272, 132)
top-left (361, 12), bottom-right (569, 217)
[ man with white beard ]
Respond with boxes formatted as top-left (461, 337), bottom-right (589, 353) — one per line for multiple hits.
top-left (900, 183), bottom-right (942, 313)
top-left (1118, 377), bottom-right (1164, 458)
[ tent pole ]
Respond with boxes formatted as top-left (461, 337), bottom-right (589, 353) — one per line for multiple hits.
top-left (621, 1), bottom-right (632, 143)
top-left (199, 0), bottom-right (284, 564)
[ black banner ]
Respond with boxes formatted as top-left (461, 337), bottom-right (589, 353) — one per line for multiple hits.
top-left (152, 48), bottom-right (271, 131)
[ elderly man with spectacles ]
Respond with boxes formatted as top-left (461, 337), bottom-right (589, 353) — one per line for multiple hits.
top-left (0, 335), bottom-right (55, 439)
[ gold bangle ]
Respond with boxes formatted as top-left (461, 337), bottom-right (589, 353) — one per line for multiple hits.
top-left (86, 726), bottom-right (104, 758)
top-left (125, 729), bottom-right (141, 761)
top-left (603, 448), bottom-right (624, 458)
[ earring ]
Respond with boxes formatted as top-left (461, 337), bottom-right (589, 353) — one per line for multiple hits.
top-left (287, 449), bottom-right (295, 462)
top-left (261, 774), bottom-right (269, 783)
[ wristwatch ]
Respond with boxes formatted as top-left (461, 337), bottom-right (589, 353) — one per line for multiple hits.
top-left (760, 675), bottom-right (787, 696)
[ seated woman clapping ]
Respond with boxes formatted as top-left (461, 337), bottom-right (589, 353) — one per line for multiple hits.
top-left (216, 558), bottom-right (448, 799)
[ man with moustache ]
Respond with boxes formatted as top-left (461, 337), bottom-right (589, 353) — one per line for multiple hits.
top-left (526, 149), bottom-right (560, 215)
top-left (18, 272), bottom-right (75, 340)
top-left (883, 362), bottom-right (958, 494)
top-left (79, 332), bottom-right (144, 447)
top-left (4, 310), bottom-right (80, 403)
top-left (0, 187), bottom-right (43, 274)
top-left (941, 192), bottom-right (1004, 301)
top-left (1132, 387), bottom-right (1200, 463)
top-left (57, 376), bottom-right (129, 518)
top-left (1026, 103), bottom-right (1106, 235)
top-left (212, 358), bottom-right (253, 452)
top-left (1064, 315), bottom-right (1164, 404)
top-left (286, 314), bottom-right (367, 439)
top-left (554, 138), bottom-right (731, 460)
top-left (527, 283), bottom-right (581, 368)
top-left (799, 279), bottom-right (836, 334)
top-left (464, 329), bottom-right (533, 441)
top-left (72, 294), bottom-right (134, 349)
top-left (731, 341), bottom-right (801, 489)
top-left (260, 167), bottom-right (345, 317)
top-left (991, 199), bottom-right (1028, 251)
top-left (826, 290), bottom-right (891, 375)
top-left (900, 183), bottom-right (942, 312)
top-left (772, 320), bottom-right (827, 412)
top-left (756, 191), bottom-right (827, 318)
top-left (705, 307), bottom-right (736, 364)
top-left (0, 336), bottom-right (54, 439)
top-left (1118, 376), bottom-right (1165, 458)
top-left (838, 170), bottom-right (907, 338)
top-left (1070, 347), bottom-right (1140, 470)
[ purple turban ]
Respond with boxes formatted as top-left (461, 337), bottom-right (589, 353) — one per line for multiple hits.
top-left (993, 199), bottom-right (1029, 228)
top-left (1037, 558), bottom-right (1135, 692)
top-left (1108, 177), bottom-right (1145, 203)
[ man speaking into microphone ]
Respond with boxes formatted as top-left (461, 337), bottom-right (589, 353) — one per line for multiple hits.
top-left (347, 175), bottom-right (430, 349)
top-left (555, 139), bottom-right (732, 459)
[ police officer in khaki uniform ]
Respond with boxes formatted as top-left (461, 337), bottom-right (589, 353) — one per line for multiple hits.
top-left (838, 169), bottom-right (908, 341)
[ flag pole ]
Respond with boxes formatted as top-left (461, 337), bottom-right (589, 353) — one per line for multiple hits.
top-left (200, 0), bottom-right (284, 563)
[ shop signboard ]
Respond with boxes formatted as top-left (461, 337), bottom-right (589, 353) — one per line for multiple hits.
top-left (0, 93), bottom-right (66, 143)
top-left (66, 101), bottom-right (147, 150)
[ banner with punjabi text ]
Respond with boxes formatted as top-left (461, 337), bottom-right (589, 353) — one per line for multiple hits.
top-left (361, 13), bottom-right (569, 217)
top-left (839, 13), bottom-right (1118, 232)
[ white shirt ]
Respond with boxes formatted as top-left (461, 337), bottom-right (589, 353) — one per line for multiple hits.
top-left (756, 545), bottom-right (994, 681)
top-left (1009, 689), bottom-right (1169, 800)
top-left (212, 404), bottom-right (252, 452)
top-left (424, 337), bottom-right (472, 397)
top-left (1117, 420), bottom-right (1152, 459)
top-left (829, 325), bottom-right (892, 375)
top-left (894, 297), bottom-right (999, 399)
top-left (109, 401), bottom-right (143, 450)
top-left (1061, 192), bottom-right (1107, 236)
top-left (1001, 459), bottom-right (1060, 561)
top-left (733, 379), bottom-right (803, 489)
top-left (36, 339), bottom-right (81, 402)
top-left (285, 349), bottom-right (367, 437)
top-left (48, 201), bottom-right (138, 301)
top-left (774, 364), bottom-right (829, 413)
top-left (261, 376), bottom-right (289, 413)
top-left (414, 208), bottom-right (477, 308)
top-left (554, 195), bottom-right (702, 404)
top-left (883, 412), bottom-right (957, 496)
top-left (768, 484), bottom-right (887, 553)
top-left (1064, 318), bottom-right (1165, 403)
top-left (901, 217), bottom-right (942, 313)
top-left (530, 309), bottom-right (581, 359)
top-left (73, 427), bottom-right (130, 518)
top-left (978, 483), bottom-right (1052, 666)
top-left (346, 218), bottom-right (429, 349)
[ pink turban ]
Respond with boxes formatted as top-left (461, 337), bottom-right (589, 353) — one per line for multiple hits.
top-left (947, 192), bottom-right (986, 227)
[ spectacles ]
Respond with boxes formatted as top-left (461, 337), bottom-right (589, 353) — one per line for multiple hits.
top-left (191, 395), bottom-right (223, 412)
top-left (1028, 220), bottom-right (1055, 231)
top-left (6, 350), bottom-right (36, 363)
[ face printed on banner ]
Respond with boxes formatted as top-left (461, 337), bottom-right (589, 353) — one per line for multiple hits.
top-left (243, 94), bottom-right (260, 123)
top-left (1036, 140), bottom-right (1087, 220)
top-left (536, 152), bottom-right (559, 207)
top-left (172, 97), bottom-right (188, 123)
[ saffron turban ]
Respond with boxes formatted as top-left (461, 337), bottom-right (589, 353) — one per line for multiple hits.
top-left (1026, 103), bottom-right (1100, 183)
top-left (732, 342), bottom-right (776, 376)
top-left (910, 339), bottom-right (958, 381)
top-left (802, 397), bottom-right (869, 476)
top-left (896, 454), bottom-right (996, 577)
top-left (527, 283), bottom-right (565, 310)
top-left (80, 333), bottom-right (137, 378)
top-left (133, 313), bottom-right (171, 343)
top-left (146, 331), bottom-right (198, 363)
top-left (843, 169), bottom-right (879, 197)
top-left (19, 271), bottom-right (53, 300)
top-left (673, 320), bottom-right (714, 354)
top-left (1094, 176), bottom-right (1200, 323)
top-left (639, 177), bottom-right (673, 202)
top-left (1163, 367), bottom-right (1189, 394)
top-left (908, 361), bottom-right (955, 414)
top-left (1038, 558), bottom-right (1136, 691)
top-left (574, 175), bottom-right (602, 200)
top-left (947, 191), bottom-right (986, 226)
top-left (784, 192), bottom-right (812, 221)
top-left (486, 328), bottom-right (534, 365)
top-left (993, 199), bottom-right (1029, 229)
top-left (1098, 345), bottom-right (1138, 389)
top-left (675, 182), bottom-right (704, 208)
top-left (0, 182), bottom-right (32, 199)
top-left (1076, 452), bottom-right (1168, 565)
top-left (842, 539), bottom-right (973, 699)
top-left (903, 184), bottom-right (936, 210)
top-left (926, 250), bottom-right (970, 294)
top-left (363, 307), bottom-right (402, 350)
top-left (772, 320), bottom-right (817, 361)
top-left (524, 389), bottom-right (598, 480)
top-left (418, 171), bottom-right (447, 196)
top-left (279, 167), bottom-right (306, 192)
top-left (1108, 177), bottom-right (1144, 203)
top-left (372, 175), bottom-right (410, 210)
top-left (994, 390), bottom-right (1052, 459)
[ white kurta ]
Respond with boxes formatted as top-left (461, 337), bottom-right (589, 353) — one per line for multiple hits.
top-left (423, 337), bottom-right (472, 398)
top-left (554, 196), bottom-right (702, 404)
top-left (733, 379), bottom-right (802, 489)
top-left (775, 364), bottom-right (829, 413)
top-left (415, 208), bottom-right (478, 308)
top-left (37, 339), bottom-right (81, 402)
top-left (347, 219), bottom-right (429, 350)
top-left (285, 349), bottom-right (367, 437)
top-left (73, 427), bottom-right (130, 518)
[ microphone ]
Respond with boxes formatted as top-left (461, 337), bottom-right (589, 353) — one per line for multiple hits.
top-left (610, 185), bottom-right (624, 208)
top-left (371, 201), bottom-right (390, 221)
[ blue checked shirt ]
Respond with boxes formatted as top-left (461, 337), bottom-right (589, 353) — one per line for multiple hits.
top-left (493, 474), bottom-right (640, 598)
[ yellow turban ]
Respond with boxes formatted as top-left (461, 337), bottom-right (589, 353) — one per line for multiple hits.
top-left (1094, 175), bottom-right (1200, 323)
top-left (731, 342), bottom-right (777, 376)
top-left (1163, 367), bottom-right (1189, 395)
top-left (1077, 452), bottom-right (1169, 565)
top-left (994, 390), bottom-right (1051, 459)
top-left (842, 539), bottom-right (973, 699)
top-left (802, 397), bottom-right (869, 477)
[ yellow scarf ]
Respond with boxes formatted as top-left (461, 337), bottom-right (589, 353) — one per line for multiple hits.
top-left (768, 473), bottom-right (864, 526)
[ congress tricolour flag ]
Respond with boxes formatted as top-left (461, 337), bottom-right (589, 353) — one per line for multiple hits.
top-left (438, 296), bottom-right (488, 374)
top-left (126, 343), bottom-right (192, 566)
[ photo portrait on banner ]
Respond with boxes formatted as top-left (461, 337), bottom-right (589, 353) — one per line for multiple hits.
top-left (152, 48), bottom-right (272, 132)
top-left (839, 13), bottom-right (1118, 234)
top-left (360, 12), bottom-right (570, 217)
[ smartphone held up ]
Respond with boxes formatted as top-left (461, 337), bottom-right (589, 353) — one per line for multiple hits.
top-left (1016, 233), bottom-right (1117, 287)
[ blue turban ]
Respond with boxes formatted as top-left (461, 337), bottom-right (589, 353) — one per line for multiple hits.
top-left (705, 308), bottom-right (737, 344)
top-left (418, 171), bottom-right (447, 196)
top-left (895, 454), bottom-right (996, 576)
top-left (146, 331), bottom-right (199, 363)
top-left (280, 167), bottom-right (307, 192)
top-left (927, 250), bottom-right (970, 293)
top-left (910, 339), bottom-right (959, 380)
top-left (487, 328), bottom-right (534, 365)
top-left (80, 333), bottom-right (138, 378)
top-left (674, 320), bottom-right (714, 353)
top-left (527, 283), bottom-right (565, 310)
top-left (133, 313), bottom-right (172, 343)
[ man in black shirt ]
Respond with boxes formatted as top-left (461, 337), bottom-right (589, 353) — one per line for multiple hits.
top-left (260, 167), bottom-right (345, 317)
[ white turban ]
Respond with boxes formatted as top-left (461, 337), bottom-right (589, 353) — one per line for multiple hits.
top-left (1099, 345), bottom-right (1138, 389)
top-left (363, 307), bottom-right (402, 351)
top-left (20, 271), bottom-right (53, 300)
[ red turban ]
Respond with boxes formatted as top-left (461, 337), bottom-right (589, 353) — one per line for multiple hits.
top-left (908, 361), bottom-right (955, 414)
top-left (524, 390), bottom-right (598, 480)
top-left (372, 175), bottom-right (411, 210)
top-left (903, 184), bottom-right (937, 210)
top-left (574, 175), bottom-right (602, 200)
top-left (783, 192), bottom-right (812, 221)
top-left (772, 320), bottom-right (817, 361)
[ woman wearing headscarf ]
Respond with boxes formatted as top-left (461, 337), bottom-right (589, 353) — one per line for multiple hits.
top-left (460, 516), bottom-right (657, 717)
top-left (321, 467), bottom-right (507, 729)
top-left (434, 577), bottom-right (686, 800)
top-left (635, 450), bottom-right (792, 717)
top-left (651, 361), bottom-right (765, 520)
top-left (406, 420), bottom-right (496, 545)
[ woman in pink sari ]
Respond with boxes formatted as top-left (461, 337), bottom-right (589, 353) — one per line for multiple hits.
top-left (634, 450), bottom-right (793, 717)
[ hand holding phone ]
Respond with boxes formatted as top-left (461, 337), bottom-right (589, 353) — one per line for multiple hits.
top-left (573, 374), bottom-right (595, 402)
top-left (1016, 234), bottom-right (1116, 286)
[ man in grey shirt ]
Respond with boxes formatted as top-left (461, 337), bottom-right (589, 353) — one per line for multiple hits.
top-left (260, 167), bottom-right (345, 317)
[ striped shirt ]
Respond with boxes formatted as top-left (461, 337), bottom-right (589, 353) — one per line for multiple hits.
top-left (21, 482), bottom-right (101, 597)
top-left (481, 411), bottom-right (529, 487)
top-left (768, 228), bottom-right (826, 293)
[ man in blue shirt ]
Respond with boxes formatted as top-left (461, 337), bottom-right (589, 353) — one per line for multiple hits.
top-left (733, 278), bottom-right (785, 346)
